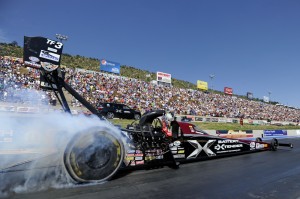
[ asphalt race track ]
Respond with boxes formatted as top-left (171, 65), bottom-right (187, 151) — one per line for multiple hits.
top-left (6, 138), bottom-right (300, 199)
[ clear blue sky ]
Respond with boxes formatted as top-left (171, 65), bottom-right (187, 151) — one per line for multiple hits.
top-left (1, 0), bottom-right (300, 107)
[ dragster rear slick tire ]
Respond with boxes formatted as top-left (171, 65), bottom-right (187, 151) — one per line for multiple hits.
top-left (63, 127), bottom-right (124, 183)
top-left (270, 138), bottom-right (278, 151)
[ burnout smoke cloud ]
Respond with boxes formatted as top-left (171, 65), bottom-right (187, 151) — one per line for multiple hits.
top-left (0, 89), bottom-right (121, 197)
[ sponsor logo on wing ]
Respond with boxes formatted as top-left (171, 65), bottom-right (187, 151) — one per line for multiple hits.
top-left (187, 140), bottom-right (216, 159)
top-left (29, 56), bottom-right (40, 62)
top-left (24, 61), bottom-right (41, 69)
top-left (40, 62), bottom-right (59, 72)
top-left (39, 50), bottom-right (60, 62)
top-left (47, 47), bottom-right (58, 53)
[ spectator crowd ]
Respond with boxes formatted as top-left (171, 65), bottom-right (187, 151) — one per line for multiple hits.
top-left (1, 56), bottom-right (300, 123)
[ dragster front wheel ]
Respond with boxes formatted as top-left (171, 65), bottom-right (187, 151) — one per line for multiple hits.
top-left (64, 127), bottom-right (124, 183)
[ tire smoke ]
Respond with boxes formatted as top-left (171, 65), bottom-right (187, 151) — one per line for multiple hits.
top-left (0, 90), bottom-right (122, 197)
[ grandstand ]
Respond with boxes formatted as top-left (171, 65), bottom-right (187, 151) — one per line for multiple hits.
top-left (1, 42), bottom-right (300, 125)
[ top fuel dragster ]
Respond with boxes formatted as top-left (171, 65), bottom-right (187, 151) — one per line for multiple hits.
top-left (0, 36), bottom-right (293, 186)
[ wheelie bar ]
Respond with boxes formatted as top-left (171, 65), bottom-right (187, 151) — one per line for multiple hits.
top-left (279, 143), bottom-right (293, 148)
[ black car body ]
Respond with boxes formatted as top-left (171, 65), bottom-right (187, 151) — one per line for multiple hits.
top-left (97, 102), bottom-right (141, 120)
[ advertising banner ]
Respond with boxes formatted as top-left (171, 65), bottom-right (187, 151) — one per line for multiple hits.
top-left (264, 130), bottom-right (287, 136)
top-left (197, 80), bottom-right (208, 90)
top-left (23, 36), bottom-right (63, 71)
top-left (224, 87), bottom-right (233, 95)
top-left (100, 59), bottom-right (120, 74)
top-left (156, 71), bottom-right (171, 84)
top-left (247, 92), bottom-right (253, 99)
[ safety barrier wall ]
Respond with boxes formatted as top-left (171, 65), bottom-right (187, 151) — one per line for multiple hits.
top-left (206, 129), bottom-right (300, 139)
top-left (1, 104), bottom-right (295, 125)
top-left (176, 115), bottom-right (297, 126)
top-left (1, 104), bottom-right (300, 140)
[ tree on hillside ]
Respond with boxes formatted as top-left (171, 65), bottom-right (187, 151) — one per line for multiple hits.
top-left (9, 41), bottom-right (19, 47)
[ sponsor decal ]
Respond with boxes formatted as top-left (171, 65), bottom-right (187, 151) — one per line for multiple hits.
top-left (127, 150), bottom-right (135, 154)
top-left (39, 50), bottom-right (60, 62)
top-left (187, 140), bottom-right (216, 158)
top-left (213, 139), bottom-right (243, 153)
top-left (250, 141), bottom-right (267, 150)
top-left (125, 156), bottom-right (135, 161)
top-left (171, 150), bottom-right (177, 154)
top-left (255, 143), bottom-right (265, 149)
top-left (47, 47), bottom-right (58, 53)
top-left (217, 139), bottom-right (239, 144)
top-left (24, 61), bottom-right (41, 69)
top-left (216, 149), bottom-right (240, 154)
top-left (178, 150), bottom-right (185, 154)
top-left (173, 141), bottom-right (181, 146)
top-left (214, 143), bottom-right (243, 151)
top-left (135, 160), bottom-right (144, 165)
top-left (145, 149), bottom-right (155, 153)
top-left (134, 156), bottom-right (143, 161)
top-left (174, 154), bottom-right (185, 159)
top-left (29, 56), bottom-right (40, 62)
top-left (41, 61), bottom-right (59, 72)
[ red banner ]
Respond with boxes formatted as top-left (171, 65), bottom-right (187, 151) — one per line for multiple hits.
top-left (224, 87), bottom-right (233, 95)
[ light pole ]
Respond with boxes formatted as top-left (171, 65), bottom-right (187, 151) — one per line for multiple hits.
top-left (209, 74), bottom-right (215, 91)
top-left (268, 91), bottom-right (271, 103)
top-left (55, 34), bottom-right (68, 43)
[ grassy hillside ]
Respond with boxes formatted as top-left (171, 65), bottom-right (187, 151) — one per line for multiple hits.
top-left (0, 42), bottom-right (197, 89)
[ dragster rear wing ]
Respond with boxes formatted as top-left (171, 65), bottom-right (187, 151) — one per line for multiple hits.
top-left (23, 36), bottom-right (104, 119)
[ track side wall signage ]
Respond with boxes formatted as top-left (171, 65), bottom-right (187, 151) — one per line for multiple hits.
top-left (264, 130), bottom-right (287, 136)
